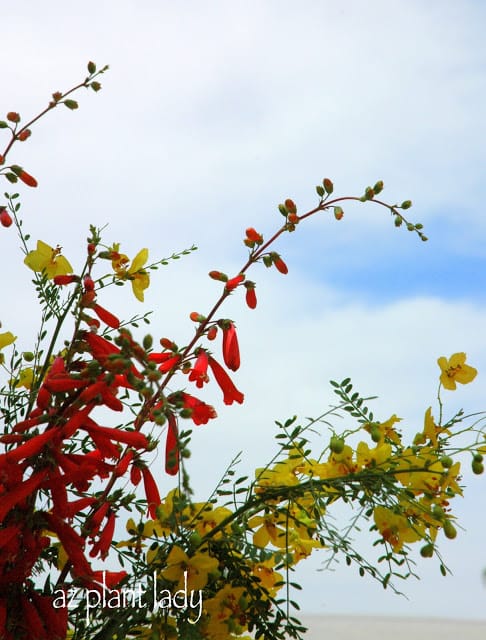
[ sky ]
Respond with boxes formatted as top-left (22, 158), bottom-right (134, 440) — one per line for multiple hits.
top-left (2, 0), bottom-right (486, 622)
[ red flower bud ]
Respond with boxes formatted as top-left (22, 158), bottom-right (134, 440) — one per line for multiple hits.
top-left (165, 412), bottom-right (179, 475)
top-left (190, 311), bottom-right (205, 322)
top-left (93, 304), bottom-right (120, 329)
top-left (206, 325), bottom-right (218, 341)
top-left (284, 198), bottom-right (297, 213)
top-left (225, 273), bottom-right (245, 292)
top-left (288, 212), bottom-right (299, 224)
top-left (83, 275), bottom-right (95, 291)
top-left (142, 467), bottom-right (161, 519)
top-left (0, 209), bottom-right (12, 227)
top-left (209, 270), bottom-right (228, 281)
top-left (160, 337), bottom-right (176, 350)
top-left (6, 111), bottom-right (20, 122)
top-left (245, 227), bottom-right (263, 243)
top-left (272, 254), bottom-right (288, 274)
top-left (17, 129), bottom-right (31, 141)
top-left (18, 169), bottom-right (38, 187)
top-left (245, 284), bottom-right (257, 309)
top-left (53, 274), bottom-right (78, 285)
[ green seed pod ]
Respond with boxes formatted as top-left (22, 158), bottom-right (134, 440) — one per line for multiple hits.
top-left (420, 543), bottom-right (434, 558)
top-left (401, 200), bottom-right (412, 209)
top-left (143, 334), bottom-right (153, 350)
top-left (443, 519), bottom-right (457, 539)
top-left (22, 351), bottom-right (35, 362)
top-left (370, 426), bottom-right (382, 443)
top-left (440, 455), bottom-right (453, 468)
top-left (329, 436), bottom-right (345, 454)
top-left (472, 460), bottom-right (484, 475)
top-left (473, 453), bottom-right (484, 463)
top-left (394, 216), bottom-right (403, 227)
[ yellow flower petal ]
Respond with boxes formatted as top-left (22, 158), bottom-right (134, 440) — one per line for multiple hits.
top-left (0, 331), bottom-right (16, 350)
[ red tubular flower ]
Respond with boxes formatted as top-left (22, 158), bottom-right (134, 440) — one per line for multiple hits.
top-left (90, 570), bottom-right (127, 589)
top-left (222, 322), bottom-right (240, 371)
top-left (43, 376), bottom-right (90, 393)
top-left (53, 274), bottom-right (78, 285)
top-left (93, 304), bottom-right (120, 329)
top-left (225, 273), bottom-right (245, 292)
top-left (89, 502), bottom-right (110, 533)
top-left (63, 496), bottom-right (97, 519)
top-left (83, 421), bottom-right (148, 449)
top-left (114, 449), bottom-right (134, 477)
top-left (207, 356), bottom-right (244, 405)
top-left (36, 385), bottom-right (52, 410)
top-left (85, 331), bottom-right (121, 363)
top-left (175, 392), bottom-right (217, 425)
top-left (47, 470), bottom-right (69, 517)
top-left (245, 283), bottom-right (257, 309)
top-left (5, 429), bottom-right (57, 463)
top-left (165, 412), bottom-right (179, 475)
top-left (130, 463), bottom-right (142, 486)
top-left (21, 595), bottom-right (48, 640)
top-left (141, 467), bottom-right (161, 519)
top-left (43, 513), bottom-right (93, 578)
top-left (188, 349), bottom-right (209, 389)
top-left (77, 381), bottom-right (124, 412)
top-left (157, 354), bottom-right (181, 373)
top-left (30, 592), bottom-right (68, 640)
top-left (90, 510), bottom-right (115, 559)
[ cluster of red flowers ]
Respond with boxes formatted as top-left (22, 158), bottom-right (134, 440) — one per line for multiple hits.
top-left (0, 240), bottom-right (256, 636)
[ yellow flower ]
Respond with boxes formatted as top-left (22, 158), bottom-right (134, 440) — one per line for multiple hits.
top-left (188, 504), bottom-right (232, 538)
top-left (161, 545), bottom-right (219, 590)
top-left (12, 367), bottom-right (34, 389)
top-left (364, 414), bottom-right (402, 444)
top-left (112, 245), bottom-right (150, 301)
top-left (356, 441), bottom-right (392, 469)
top-left (24, 240), bottom-right (72, 278)
top-left (252, 559), bottom-right (283, 597)
top-left (395, 447), bottom-right (444, 494)
top-left (373, 505), bottom-right (425, 552)
top-left (422, 406), bottom-right (450, 448)
top-left (0, 331), bottom-right (16, 365)
top-left (0, 331), bottom-right (16, 350)
top-left (437, 352), bottom-right (477, 390)
top-left (249, 512), bottom-right (287, 548)
top-left (202, 584), bottom-right (247, 638)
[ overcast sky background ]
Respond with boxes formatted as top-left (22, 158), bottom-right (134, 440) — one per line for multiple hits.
top-left (2, 0), bottom-right (486, 621)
